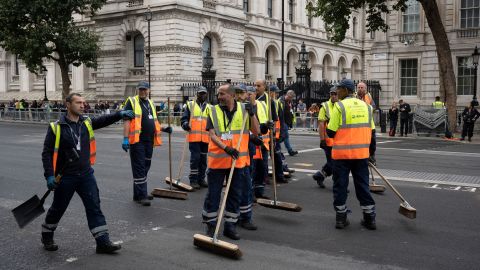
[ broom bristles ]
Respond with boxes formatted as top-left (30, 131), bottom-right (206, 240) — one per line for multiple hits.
top-left (256, 199), bottom-right (302, 212)
top-left (193, 234), bottom-right (242, 259)
top-left (151, 188), bottom-right (188, 200)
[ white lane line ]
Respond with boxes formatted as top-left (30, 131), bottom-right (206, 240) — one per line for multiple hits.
top-left (377, 140), bottom-right (398, 144)
top-left (378, 147), bottom-right (480, 158)
top-left (296, 141), bottom-right (396, 153)
top-left (288, 167), bottom-right (480, 188)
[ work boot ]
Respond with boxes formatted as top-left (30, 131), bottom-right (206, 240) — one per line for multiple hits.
top-left (199, 180), bottom-right (208, 188)
top-left (96, 240), bottom-right (122, 254)
top-left (286, 168), bottom-right (295, 173)
top-left (312, 171), bottom-right (326, 188)
top-left (138, 198), bottom-right (151, 206)
top-left (288, 150), bottom-right (298, 156)
top-left (41, 235), bottom-right (58, 251)
top-left (205, 224), bottom-right (215, 237)
top-left (361, 213), bottom-right (377, 230)
top-left (277, 176), bottom-right (289, 184)
top-left (147, 195), bottom-right (154, 200)
top-left (239, 220), bottom-right (258, 231)
top-left (335, 212), bottom-right (350, 229)
top-left (468, 137), bottom-right (472, 142)
top-left (190, 182), bottom-right (200, 190)
top-left (223, 227), bottom-right (240, 240)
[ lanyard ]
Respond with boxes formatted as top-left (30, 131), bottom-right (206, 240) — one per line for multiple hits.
top-left (68, 122), bottom-right (82, 150)
top-left (140, 99), bottom-right (151, 115)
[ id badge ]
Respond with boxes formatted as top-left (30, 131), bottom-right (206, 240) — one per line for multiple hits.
top-left (148, 115), bottom-right (153, 119)
top-left (76, 141), bottom-right (81, 151)
top-left (221, 132), bottom-right (233, 141)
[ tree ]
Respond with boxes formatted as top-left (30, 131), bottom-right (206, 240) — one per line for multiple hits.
top-left (308, 0), bottom-right (458, 132)
top-left (0, 0), bottom-right (106, 98)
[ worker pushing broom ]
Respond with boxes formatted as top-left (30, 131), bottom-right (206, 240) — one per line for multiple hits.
top-left (193, 83), bottom-right (260, 259)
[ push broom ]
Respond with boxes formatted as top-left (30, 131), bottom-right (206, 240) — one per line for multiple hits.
top-left (165, 98), bottom-right (195, 192)
top-left (193, 107), bottom-right (249, 259)
top-left (151, 97), bottom-right (188, 200)
top-left (368, 166), bottom-right (386, 193)
top-left (256, 88), bottom-right (302, 212)
top-left (369, 162), bottom-right (416, 219)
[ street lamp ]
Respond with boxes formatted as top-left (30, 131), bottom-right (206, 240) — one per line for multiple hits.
top-left (298, 42), bottom-right (309, 68)
top-left (202, 49), bottom-right (213, 71)
top-left (144, 6), bottom-right (152, 99)
top-left (471, 46), bottom-right (479, 107)
top-left (41, 66), bottom-right (48, 101)
top-left (202, 49), bottom-right (216, 103)
top-left (296, 42), bottom-right (311, 105)
top-left (340, 68), bottom-right (347, 79)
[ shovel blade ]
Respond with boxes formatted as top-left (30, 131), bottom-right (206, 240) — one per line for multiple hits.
top-left (11, 195), bottom-right (45, 228)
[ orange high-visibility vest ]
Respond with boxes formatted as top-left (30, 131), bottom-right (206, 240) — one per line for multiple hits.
top-left (331, 98), bottom-right (373, 160)
top-left (50, 118), bottom-right (96, 174)
top-left (256, 98), bottom-right (270, 150)
top-left (207, 102), bottom-right (250, 169)
top-left (274, 99), bottom-right (283, 140)
top-left (321, 100), bottom-right (335, 147)
top-left (361, 93), bottom-right (373, 106)
top-left (253, 145), bottom-right (262, 160)
top-left (187, 100), bottom-right (210, 143)
top-left (125, 96), bottom-right (162, 146)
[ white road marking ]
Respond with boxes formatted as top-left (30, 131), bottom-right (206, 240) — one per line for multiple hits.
top-left (185, 215), bottom-right (193, 219)
top-left (378, 147), bottom-right (480, 158)
top-left (152, 227), bottom-right (162, 231)
top-left (377, 140), bottom-right (398, 144)
top-left (66, 257), bottom-right (78, 263)
top-left (113, 240), bottom-right (123, 244)
top-left (297, 148), bottom-right (321, 153)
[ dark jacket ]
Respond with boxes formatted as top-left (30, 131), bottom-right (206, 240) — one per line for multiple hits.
top-left (399, 103), bottom-right (411, 120)
top-left (462, 107), bottom-right (480, 123)
top-left (280, 96), bottom-right (293, 128)
top-left (388, 107), bottom-right (399, 122)
top-left (42, 112), bottom-right (122, 179)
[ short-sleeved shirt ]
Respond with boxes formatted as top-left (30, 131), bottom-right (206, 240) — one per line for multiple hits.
top-left (124, 98), bottom-right (155, 142)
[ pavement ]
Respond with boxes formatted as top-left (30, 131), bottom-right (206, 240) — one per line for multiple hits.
top-left (0, 122), bottom-right (479, 270)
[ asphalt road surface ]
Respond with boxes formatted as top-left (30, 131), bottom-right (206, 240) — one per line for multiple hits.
top-left (0, 122), bottom-right (479, 270)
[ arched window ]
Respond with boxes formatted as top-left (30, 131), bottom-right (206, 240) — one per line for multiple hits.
top-left (202, 36), bottom-right (212, 58)
top-left (289, 0), bottom-right (294, 22)
top-left (352, 17), bottom-right (357, 38)
top-left (14, 55), bottom-right (19, 75)
top-left (286, 51), bottom-right (291, 76)
top-left (403, 0), bottom-right (419, 32)
top-left (265, 49), bottom-right (270, 74)
top-left (134, 34), bottom-right (145, 67)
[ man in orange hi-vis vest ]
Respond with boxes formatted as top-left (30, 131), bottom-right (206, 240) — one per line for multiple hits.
top-left (202, 84), bottom-right (260, 240)
top-left (356, 82), bottom-right (375, 107)
top-left (181, 86), bottom-right (210, 189)
top-left (41, 93), bottom-right (134, 254)
top-left (327, 79), bottom-right (377, 231)
top-left (122, 81), bottom-right (172, 206)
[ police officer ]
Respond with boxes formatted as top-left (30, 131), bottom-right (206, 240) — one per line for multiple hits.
top-left (432, 96), bottom-right (445, 109)
top-left (327, 79), bottom-right (377, 230)
top-left (181, 86), bottom-right (210, 189)
top-left (235, 84), bottom-right (260, 230)
top-left (253, 80), bottom-right (278, 198)
top-left (313, 87), bottom-right (338, 188)
top-left (122, 81), bottom-right (172, 206)
top-left (41, 93), bottom-right (134, 253)
top-left (202, 84), bottom-right (260, 240)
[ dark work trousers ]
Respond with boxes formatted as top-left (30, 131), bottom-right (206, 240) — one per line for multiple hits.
top-left (332, 159), bottom-right (375, 214)
top-left (253, 146), bottom-right (268, 197)
top-left (400, 118), bottom-right (409, 136)
top-left (42, 171), bottom-right (110, 244)
top-left (188, 142), bottom-right (208, 184)
top-left (389, 119), bottom-right (398, 136)
top-left (129, 141), bottom-right (153, 201)
top-left (274, 141), bottom-right (284, 180)
top-left (202, 168), bottom-right (246, 231)
top-left (239, 143), bottom-right (256, 222)
top-left (322, 146), bottom-right (333, 176)
top-left (462, 122), bottom-right (475, 139)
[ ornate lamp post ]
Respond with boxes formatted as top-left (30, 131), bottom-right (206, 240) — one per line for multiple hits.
top-left (295, 42), bottom-right (311, 105)
top-left (144, 6), bottom-right (152, 98)
top-left (202, 49), bottom-right (216, 103)
top-left (472, 46), bottom-right (479, 107)
top-left (42, 66), bottom-right (48, 101)
top-left (340, 68), bottom-right (347, 79)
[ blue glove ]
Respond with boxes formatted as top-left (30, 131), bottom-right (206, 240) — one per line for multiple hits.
top-left (162, 126), bottom-right (172, 134)
top-left (46, 176), bottom-right (57, 190)
top-left (122, 137), bottom-right (129, 152)
top-left (119, 110), bottom-right (135, 119)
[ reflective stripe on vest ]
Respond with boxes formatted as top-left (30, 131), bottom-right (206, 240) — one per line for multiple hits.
top-left (50, 118), bottom-right (96, 174)
top-left (332, 98), bottom-right (372, 160)
top-left (207, 102), bottom-right (250, 169)
top-left (187, 101), bottom-right (210, 143)
top-left (321, 100), bottom-right (334, 147)
top-left (126, 96), bottom-right (162, 146)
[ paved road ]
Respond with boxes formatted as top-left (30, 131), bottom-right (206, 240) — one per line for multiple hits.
top-left (0, 122), bottom-right (479, 270)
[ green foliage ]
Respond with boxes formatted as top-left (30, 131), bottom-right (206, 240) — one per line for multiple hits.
top-left (0, 0), bottom-right (106, 75)
top-left (307, 0), bottom-right (408, 43)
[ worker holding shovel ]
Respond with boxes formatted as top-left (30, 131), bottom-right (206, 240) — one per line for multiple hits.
top-left (41, 93), bottom-right (134, 253)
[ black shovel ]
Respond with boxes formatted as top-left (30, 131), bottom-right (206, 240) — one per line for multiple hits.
top-left (12, 148), bottom-right (79, 228)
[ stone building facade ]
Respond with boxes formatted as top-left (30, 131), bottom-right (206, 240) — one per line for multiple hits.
top-left (0, 0), bottom-right (479, 108)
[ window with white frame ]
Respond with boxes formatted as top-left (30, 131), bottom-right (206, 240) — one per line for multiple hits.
top-left (460, 0), bottom-right (480, 28)
top-left (134, 34), bottom-right (145, 67)
top-left (307, 2), bottom-right (313, 28)
top-left (14, 55), bottom-right (19, 75)
top-left (403, 0), bottom-right (420, 33)
top-left (289, 0), bottom-right (294, 22)
top-left (243, 0), bottom-right (249, 13)
top-left (265, 49), bottom-right (270, 74)
top-left (400, 59), bottom-right (418, 96)
top-left (268, 0), bottom-right (273, 18)
top-left (457, 56), bottom-right (475, 95)
top-left (352, 17), bottom-right (357, 38)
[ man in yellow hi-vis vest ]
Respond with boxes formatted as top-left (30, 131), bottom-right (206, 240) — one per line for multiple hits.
top-left (122, 81), bottom-right (172, 206)
top-left (41, 93), bottom-right (134, 254)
